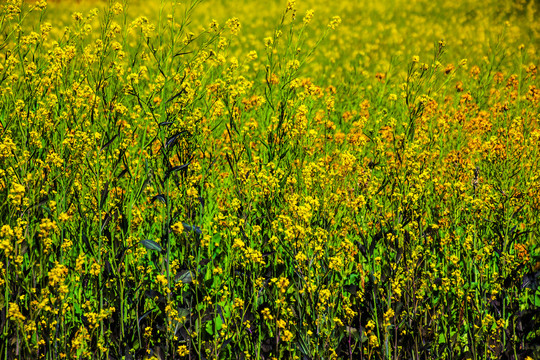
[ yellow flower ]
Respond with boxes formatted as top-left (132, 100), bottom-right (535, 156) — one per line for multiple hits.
top-left (247, 51), bottom-right (258, 61)
top-left (233, 297), bottom-right (244, 310)
top-left (264, 37), bottom-right (273, 49)
top-left (58, 212), bottom-right (70, 222)
top-left (383, 308), bottom-right (395, 328)
top-left (171, 222), bottom-right (184, 235)
top-left (226, 17), bottom-right (241, 35)
top-left (8, 183), bottom-right (25, 206)
top-left (303, 9), bottom-right (315, 25)
top-left (49, 262), bottom-right (68, 287)
top-left (177, 345), bottom-right (189, 356)
top-left (369, 334), bottom-right (379, 347)
top-left (90, 261), bottom-right (101, 276)
top-left (261, 308), bottom-right (273, 321)
top-left (0, 228), bottom-right (13, 257)
top-left (286, 0), bottom-right (296, 11)
top-left (233, 237), bottom-right (245, 249)
top-left (111, 2), bottom-right (123, 15)
top-left (328, 16), bottom-right (341, 30)
top-left (209, 19), bottom-right (219, 32)
top-left (8, 302), bottom-right (26, 323)
top-left (281, 329), bottom-right (293, 342)
top-left (0, 134), bottom-right (17, 159)
top-left (156, 274), bottom-right (168, 287)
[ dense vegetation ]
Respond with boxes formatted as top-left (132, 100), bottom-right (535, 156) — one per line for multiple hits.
top-left (1, 0), bottom-right (539, 359)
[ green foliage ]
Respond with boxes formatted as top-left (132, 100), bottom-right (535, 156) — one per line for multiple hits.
top-left (0, 0), bottom-right (539, 359)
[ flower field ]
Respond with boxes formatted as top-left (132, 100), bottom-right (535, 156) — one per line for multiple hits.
top-left (1, 0), bottom-right (540, 359)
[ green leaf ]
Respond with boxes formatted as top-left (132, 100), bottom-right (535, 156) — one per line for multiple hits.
top-left (177, 308), bottom-right (190, 326)
top-left (534, 289), bottom-right (540, 307)
top-left (438, 333), bottom-right (446, 344)
top-left (341, 326), bottom-right (361, 343)
top-left (175, 270), bottom-right (193, 284)
top-left (73, 303), bottom-right (82, 317)
top-left (182, 222), bottom-right (202, 235)
top-left (141, 239), bottom-right (163, 252)
top-left (205, 302), bottom-right (231, 336)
